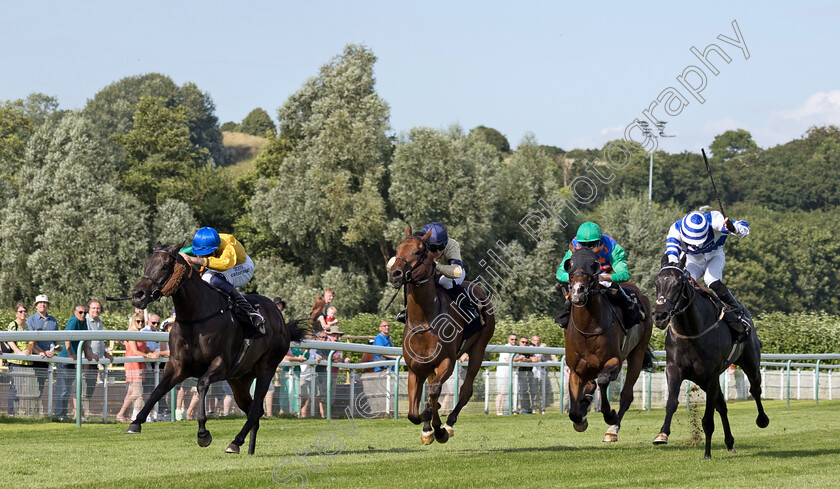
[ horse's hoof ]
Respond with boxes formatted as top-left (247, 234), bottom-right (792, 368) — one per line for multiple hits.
top-left (653, 433), bottom-right (668, 445)
top-left (435, 429), bottom-right (449, 444)
top-left (756, 414), bottom-right (769, 429)
top-left (444, 424), bottom-right (454, 438)
top-left (603, 433), bottom-right (618, 443)
top-left (226, 443), bottom-right (240, 454)
top-left (421, 430), bottom-right (434, 445)
top-left (197, 431), bottom-right (213, 447)
top-left (573, 418), bottom-right (588, 432)
top-left (126, 423), bottom-right (142, 434)
top-left (728, 447), bottom-right (737, 454)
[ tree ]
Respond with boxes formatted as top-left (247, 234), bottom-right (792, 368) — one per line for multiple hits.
top-left (153, 199), bottom-right (198, 246)
top-left (251, 44), bottom-right (392, 282)
top-left (469, 125), bottom-right (510, 154)
top-left (220, 121), bottom-right (240, 132)
top-left (0, 100), bottom-right (35, 197)
top-left (240, 108), bottom-right (276, 137)
top-left (709, 129), bottom-right (759, 161)
top-left (0, 113), bottom-right (148, 308)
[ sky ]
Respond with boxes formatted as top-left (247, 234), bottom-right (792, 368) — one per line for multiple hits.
top-left (3, 1), bottom-right (839, 154)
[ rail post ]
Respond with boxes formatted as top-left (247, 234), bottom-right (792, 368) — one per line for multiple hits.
top-left (76, 341), bottom-right (85, 427)
top-left (559, 355), bottom-right (565, 414)
top-left (103, 364), bottom-right (109, 422)
top-left (484, 367), bottom-right (489, 415)
top-left (48, 362), bottom-right (54, 418)
top-left (454, 359), bottom-right (461, 406)
top-left (815, 359), bottom-right (821, 406)
top-left (508, 354), bottom-right (515, 415)
top-left (349, 366), bottom-right (356, 418)
top-left (685, 380), bottom-right (690, 412)
top-left (393, 356), bottom-right (402, 420)
top-left (646, 368), bottom-right (652, 411)
top-left (327, 350), bottom-right (335, 419)
top-left (786, 360), bottom-right (792, 408)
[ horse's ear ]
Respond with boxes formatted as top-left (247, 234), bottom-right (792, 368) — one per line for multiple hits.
top-left (660, 254), bottom-right (670, 268)
top-left (564, 258), bottom-right (572, 273)
top-left (678, 253), bottom-right (687, 270)
top-left (405, 226), bottom-right (412, 237)
top-left (589, 260), bottom-right (600, 276)
top-left (155, 241), bottom-right (163, 249)
top-left (422, 229), bottom-right (432, 241)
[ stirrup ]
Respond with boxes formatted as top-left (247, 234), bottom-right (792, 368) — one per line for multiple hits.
top-left (396, 309), bottom-right (406, 323)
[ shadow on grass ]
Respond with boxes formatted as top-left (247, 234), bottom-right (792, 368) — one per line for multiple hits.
top-left (754, 448), bottom-right (840, 458)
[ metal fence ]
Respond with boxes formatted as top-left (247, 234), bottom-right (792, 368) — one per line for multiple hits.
top-left (2, 331), bottom-right (839, 426)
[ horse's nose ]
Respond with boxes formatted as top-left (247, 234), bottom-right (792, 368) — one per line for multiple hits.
top-left (389, 268), bottom-right (403, 283)
top-left (131, 288), bottom-right (146, 307)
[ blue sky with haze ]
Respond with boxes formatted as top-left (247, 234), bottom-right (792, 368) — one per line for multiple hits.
top-left (4, 1), bottom-right (838, 153)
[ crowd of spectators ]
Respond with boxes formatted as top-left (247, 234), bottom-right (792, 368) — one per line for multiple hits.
top-left (3, 287), bottom-right (561, 421)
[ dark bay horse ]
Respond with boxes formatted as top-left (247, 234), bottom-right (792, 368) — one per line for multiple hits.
top-left (651, 254), bottom-right (769, 458)
top-left (129, 243), bottom-right (306, 455)
top-left (387, 227), bottom-right (496, 444)
top-left (563, 247), bottom-right (653, 442)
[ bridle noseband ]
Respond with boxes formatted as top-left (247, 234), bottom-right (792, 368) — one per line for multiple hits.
top-left (657, 265), bottom-right (694, 319)
top-left (142, 249), bottom-right (192, 302)
top-left (392, 236), bottom-right (433, 285)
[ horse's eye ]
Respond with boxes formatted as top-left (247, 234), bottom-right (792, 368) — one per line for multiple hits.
top-left (414, 249), bottom-right (422, 256)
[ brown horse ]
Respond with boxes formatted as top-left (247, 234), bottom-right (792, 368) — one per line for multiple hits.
top-left (387, 227), bottom-right (496, 444)
top-left (128, 243), bottom-right (306, 455)
top-left (563, 247), bottom-right (653, 442)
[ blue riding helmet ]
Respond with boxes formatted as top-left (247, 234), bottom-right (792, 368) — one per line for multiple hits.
top-left (192, 227), bottom-right (221, 256)
top-left (421, 222), bottom-right (448, 246)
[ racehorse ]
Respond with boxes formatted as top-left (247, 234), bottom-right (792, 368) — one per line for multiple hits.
top-left (651, 254), bottom-right (769, 458)
top-left (128, 243), bottom-right (306, 455)
top-left (563, 247), bottom-right (653, 442)
top-left (386, 227), bottom-right (496, 444)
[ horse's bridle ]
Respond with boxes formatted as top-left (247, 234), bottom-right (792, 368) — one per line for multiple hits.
top-left (391, 236), bottom-right (433, 285)
top-left (656, 265), bottom-right (695, 319)
top-left (142, 249), bottom-right (193, 302)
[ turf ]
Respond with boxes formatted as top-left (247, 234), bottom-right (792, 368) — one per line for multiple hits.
top-left (1, 400), bottom-right (839, 489)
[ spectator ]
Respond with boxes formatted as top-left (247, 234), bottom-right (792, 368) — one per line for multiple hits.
top-left (513, 336), bottom-right (537, 414)
top-left (156, 318), bottom-right (172, 420)
top-left (324, 325), bottom-right (351, 414)
top-left (373, 321), bottom-right (396, 372)
top-left (55, 305), bottom-right (98, 420)
top-left (310, 288), bottom-right (335, 332)
top-left (116, 313), bottom-right (158, 423)
top-left (160, 309), bottom-right (176, 332)
top-left (26, 294), bottom-right (58, 407)
top-left (85, 300), bottom-right (113, 390)
top-left (301, 331), bottom-right (327, 418)
top-left (280, 348), bottom-right (306, 415)
top-left (324, 307), bottom-right (339, 329)
top-left (530, 335), bottom-right (545, 414)
top-left (6, 302), bottom-right (35, 416)
top-left (496, 334), bottom-right (517, 415)
top-left (141, 314), bottom-right (163, 420)
top-left (273, 297), bottom-right (286, 312)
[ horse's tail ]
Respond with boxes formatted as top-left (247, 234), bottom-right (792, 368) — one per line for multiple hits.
top-left (285, 318), bottom-right (309, 343)
top-left (642, 347), bottom-right (655, 372)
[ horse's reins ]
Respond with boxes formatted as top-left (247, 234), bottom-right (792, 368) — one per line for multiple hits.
top-left (658, 265), bottom-right (724, 340)
top-left (568, 267), bottom-right (614, 338)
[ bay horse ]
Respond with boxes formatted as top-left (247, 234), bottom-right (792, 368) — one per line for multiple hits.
top-left (386, 227), bottom-right (496, 444)
top-left (128, 243), bottom-right (306, 455)
top-left (651, 254), bottom-right (769, 458)
top-left (563, 247), bottom-right (653, 442)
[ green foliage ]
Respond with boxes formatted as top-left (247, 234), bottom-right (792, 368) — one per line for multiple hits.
top-left (0, 113), bottom-right (148, 309)
top-left (240, 107), bottom-right (276, 137)
top-left (0, 100), bottom-right (35, 196)
top-left (469, 125), bottom-right (510, 154)
top-left (709, 129), bottom-right (759, 161)
top-left (220, 121), bottom-right (240, 132)
top-left (152, 199), bottom-right (198, 246)
top-left (754, 312), bottom-right (840, 356)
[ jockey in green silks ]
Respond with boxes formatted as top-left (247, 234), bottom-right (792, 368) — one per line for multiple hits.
top-left (554, 222), bottom-right (643, 330)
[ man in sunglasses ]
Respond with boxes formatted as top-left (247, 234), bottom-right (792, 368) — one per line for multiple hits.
top-left (396, 222), bottom-right (479, 325)
top-left (555, 222), bottom-right (643, 331)
top-left (665, 209), bottom-right (751, 341)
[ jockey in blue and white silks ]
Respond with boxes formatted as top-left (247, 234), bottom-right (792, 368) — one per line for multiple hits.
top-left (665, 210), bottom-right (751, 340)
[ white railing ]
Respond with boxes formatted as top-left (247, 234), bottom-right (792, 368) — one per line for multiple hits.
top-left (2, 331), bottom-right (838, 426)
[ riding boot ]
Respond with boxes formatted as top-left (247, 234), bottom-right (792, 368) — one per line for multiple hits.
top-left (447, 283), bottom-right (479, 323)
top-left (395, 309), bottom-right (406, 323)
top-left (555, 298), bottom-right (572, 329)
top-left (709, 281), bottom-right (749, 342)
top-left (609, 285), bottom-right (643, 329)
top-left (229, 288), bottom-right (266, 336)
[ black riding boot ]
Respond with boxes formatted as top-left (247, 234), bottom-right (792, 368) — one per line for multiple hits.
top-left (447, 283), bottom-right (479, 323)
top-left (609, 285), bottom-right (644, 329)
top-left (555, 298), bottom-right (572, 329)
top-left (229, 288), bottom-right (266, 336)
top-left (709, 281), bottom-right (748, 342)
top-left (396, 309), bottom-right (406, 323)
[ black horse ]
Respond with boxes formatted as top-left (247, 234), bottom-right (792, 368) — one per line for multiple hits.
top-left (129, 243), bottom-right (306, 455)
top-left (651, 254), bottom-right (769, 458)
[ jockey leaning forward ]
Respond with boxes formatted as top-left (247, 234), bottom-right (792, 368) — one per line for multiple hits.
top-left (555, 221), bottom-right (644, 330)
top-left (665, 209), bottom-right (751, 341)
top-left (396, 222), bottom-right (479, 324)
top-left (179, 227), bottom-right (266, 335)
